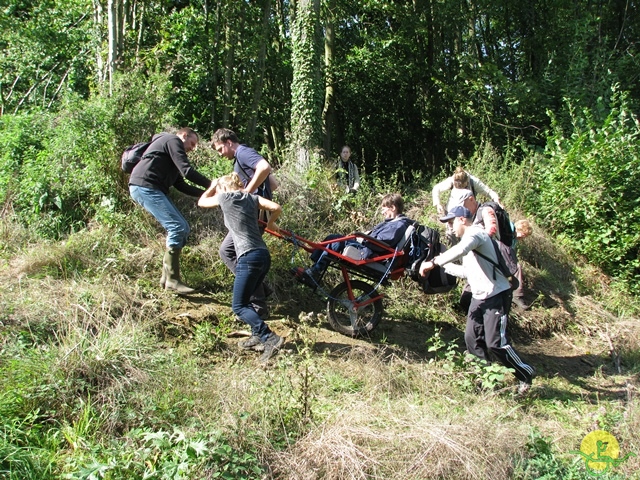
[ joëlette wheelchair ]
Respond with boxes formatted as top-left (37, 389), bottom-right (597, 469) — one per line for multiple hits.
top-left (264, 223), bottom-right (420, 337)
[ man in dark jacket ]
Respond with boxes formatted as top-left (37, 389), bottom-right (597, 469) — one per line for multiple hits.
top-left (129, 127), bottom-right (211, 293)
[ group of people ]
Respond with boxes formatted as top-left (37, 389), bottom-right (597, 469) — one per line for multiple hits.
top-left (127, 129), bottom-right (535, 392)
top-left (428, 167), bottom-right (535, 394)
top-left (128, 127), bottom-right (284, 363)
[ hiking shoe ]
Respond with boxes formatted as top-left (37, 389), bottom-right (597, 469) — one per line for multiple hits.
top-left (291, 267), bottom-right (318, 289)
top-left (260, 333), bottom-right (284, 364)
top-left (238, 335), bottom-right (265, 352)
top-left (512, 297), bottom-right (529, 311)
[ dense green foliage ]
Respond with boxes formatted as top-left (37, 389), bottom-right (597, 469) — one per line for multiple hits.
top-left (0, 72), bottom-right (174, 238)
top-left (2, 0), bottom-right (640, 171)
top-left (531, 88), bottom-right (640, 293)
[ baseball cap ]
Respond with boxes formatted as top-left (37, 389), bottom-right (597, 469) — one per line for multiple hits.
top-left (456, 189), bottom-right (474, 201)
top-left (439, 205), bottom-right (473, 223)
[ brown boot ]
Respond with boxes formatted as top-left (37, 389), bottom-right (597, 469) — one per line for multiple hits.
top-left (512, 296), bottom-right (529, 311)
top-left (164, 248), bottom-right (196, 294)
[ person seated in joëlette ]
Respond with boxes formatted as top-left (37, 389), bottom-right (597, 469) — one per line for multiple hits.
top-left (292, 193), bottom-right (413, 286)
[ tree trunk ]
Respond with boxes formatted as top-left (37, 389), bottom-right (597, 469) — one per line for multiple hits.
top-left (247, 0), bottom-right (272, 143)
top-left (290, 0), bottom-right (323, 171)
top-left (205, 0), bottom-right (219, 128)
top-left (93, 0), bottom-right (105, 85)
top-left (107, 0), bottom-right (117, 94)
top-left (322, 0), bottom-right (336, 161)
top-left (135, 0), bottom-right (145, 61)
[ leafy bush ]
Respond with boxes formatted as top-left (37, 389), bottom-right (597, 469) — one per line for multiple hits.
top-left (0, 71), bottom-right (175, 240)
top-left (513, 429), bottom-right (627, 480)
top-left (530, 87), bottom-right (640, 293)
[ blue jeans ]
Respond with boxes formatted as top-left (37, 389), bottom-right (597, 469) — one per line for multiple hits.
top-left (232, 248), bottom-right (272, 341)
top-left (130, 185), bottom-right (190, 248)
top-left (219, 230), bottom-right (269, 314)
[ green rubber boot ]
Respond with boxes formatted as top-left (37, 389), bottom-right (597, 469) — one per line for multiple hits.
top-left (159, 251), bottom-right (168, 288)
top-left (164, 248), bottom-right (196, 294)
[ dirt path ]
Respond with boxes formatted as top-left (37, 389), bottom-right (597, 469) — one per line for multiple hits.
top-left (162, 290), bottom-right (638, 400)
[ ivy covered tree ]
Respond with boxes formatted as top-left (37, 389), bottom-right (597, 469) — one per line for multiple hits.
top-left (290, 0), bottom-right (324, 170)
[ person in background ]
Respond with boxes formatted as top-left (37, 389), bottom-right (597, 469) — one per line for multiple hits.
top-left (198, 172), bottom-right (284, 363)
top-left (211, 128), bottom-right (278, 319)
top-left (129, 127), bottom-right (211, 294)
top-left (420, 206), bottom-right (535, 396)
top-left (336, 145), bottom-right (360, 194)
top-left (512, 219), bottom-right (533, 310)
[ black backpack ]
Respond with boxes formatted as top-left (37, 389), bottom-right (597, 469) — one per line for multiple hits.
top-left (474, 237), bottom-right (519, 290)
top-left (121, 141), bottom-right (152, 173)
top-left (405, 223), bottom-right (457, 294)
top-left (478, 201), bottom-right (515, 247)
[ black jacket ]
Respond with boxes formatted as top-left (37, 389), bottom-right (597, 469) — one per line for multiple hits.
top-left (129, 133), bottom-right (210, 196)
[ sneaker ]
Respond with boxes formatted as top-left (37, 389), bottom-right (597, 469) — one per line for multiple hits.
top-left (512, 297), bottom-right (529, 311)
top-left (238, 335), bottom-right (265, 352)
top-left (260, 333), bottom-right (284, 364)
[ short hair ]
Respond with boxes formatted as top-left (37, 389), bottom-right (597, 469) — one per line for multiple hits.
top-left (217, 172), bottom-right (244, 191)
top-left (176, 127), bottom-right (198, 141)
top-left (515, 219), bottom-right (533, 238)
top-left (211, 128), bottom-right (240, 145)
top-left (453, 166), bottom-right (470, 189)
top-left (381, 193), bottom-right (404, 214)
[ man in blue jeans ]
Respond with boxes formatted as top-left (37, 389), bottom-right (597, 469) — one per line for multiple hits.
top-left (211, 128), bottom-right (278, 319)
top-left (129, 127), bottom-right (211, 293)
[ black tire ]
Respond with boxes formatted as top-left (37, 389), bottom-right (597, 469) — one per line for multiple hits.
top-left (326, 280), bottom-right (383, 336)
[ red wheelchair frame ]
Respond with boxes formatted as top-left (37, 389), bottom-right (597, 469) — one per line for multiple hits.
top-left (264, 223), bottom-right (417, 336)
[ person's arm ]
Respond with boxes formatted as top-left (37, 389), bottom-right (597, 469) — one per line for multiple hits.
top-left (198, 190), bottom-right (222, 208)
top-left (481, 207), bottom-right (499, 238)
top-left (167, 137), bottom-right (211, 189)
top-left (199, 178), bottom-right (219, 199)
top-left (243, 158), bottom-right (272, 194)
top-left (351, 162), bottom-right (360, 191)
top-left (174, 177), bottom-right (206, 197)
top-left (257, 196), bottom-right (282, 231)
top-left (419, 229), bottom-right (482, 276)
top-left (469, 174), bottom-right (501, 205)
top-left (432, 176), bottom-right (454, 215)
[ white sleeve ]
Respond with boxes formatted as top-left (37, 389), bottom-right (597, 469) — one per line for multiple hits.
top-left (432, 176), bottom-right (454, 206)
top-left (469, 174), bottom-right (499, 202)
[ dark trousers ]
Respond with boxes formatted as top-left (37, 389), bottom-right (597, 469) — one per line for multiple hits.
top-left (465, 290), bottom-right (534, 383)
top-left (219, 231), bottom-right (269, 315)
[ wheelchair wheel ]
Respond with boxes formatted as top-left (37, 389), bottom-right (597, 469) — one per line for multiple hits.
top-left (326, 280), bottom-right (383, 336)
